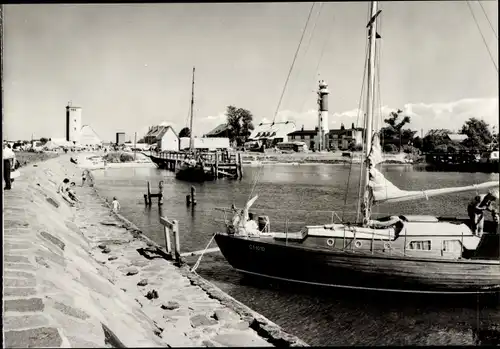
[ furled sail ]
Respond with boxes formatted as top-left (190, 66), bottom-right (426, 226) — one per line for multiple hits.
top-left (367, 133), bottom-right (499, 204)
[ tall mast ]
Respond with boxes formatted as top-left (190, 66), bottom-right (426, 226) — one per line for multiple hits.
top-left (189, 66), bottom-right (195, 152)
top-left (362, 1), bottom-right (379, 225)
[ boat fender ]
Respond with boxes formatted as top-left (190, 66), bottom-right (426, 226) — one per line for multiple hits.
top-left (384, 242), bottom-right (391, 250)
top-left (354, 240), bottom-right (362, 248)
top-left (326, 238), bottom-right (335, 247)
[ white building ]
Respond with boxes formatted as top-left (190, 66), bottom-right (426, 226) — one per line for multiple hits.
top-left (179, 137), bottom-right (230, 151)
top-left (156, 126), bottom-right (180, 151)
top-left (79, 125), bottom-right (102, 146)
top-left (66, 105), bottom-right (82, 143)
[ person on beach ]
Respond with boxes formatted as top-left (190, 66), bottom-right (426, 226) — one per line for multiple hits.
top-left (111, 197), bottom-right (121, 215)
top-left (81, 170), bottom-right (87, 187)
top-left (467, 189), bottom-right (499, 236)
top-left (57, 178), bottom-right (70, 194)
top-left (67, 182), bottom-right (81, 203)
top-left (3, 143), bottom-right (15, 190)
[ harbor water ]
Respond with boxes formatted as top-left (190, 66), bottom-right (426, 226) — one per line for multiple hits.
top-left (92, 163), bottom-right (500, 346)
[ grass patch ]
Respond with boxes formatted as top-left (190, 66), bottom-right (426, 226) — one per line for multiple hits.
top-left (103, 152), bottom-right (135, 163)
top-left (15, 151), bottom-right (60, 167)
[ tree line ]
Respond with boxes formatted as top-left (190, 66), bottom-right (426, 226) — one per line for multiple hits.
top-left (136, 104), bottom-right (498, 154)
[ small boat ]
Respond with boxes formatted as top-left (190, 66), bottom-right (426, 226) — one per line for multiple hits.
top-left (214, 1), bottom-right (500, 294)
top-left (174, 67), bottom-right (214, 182)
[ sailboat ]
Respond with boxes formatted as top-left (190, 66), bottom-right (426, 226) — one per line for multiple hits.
top-left (213, 2), bottom-right (500, 294)
top-left (175, 67), bottom-right (213, 182)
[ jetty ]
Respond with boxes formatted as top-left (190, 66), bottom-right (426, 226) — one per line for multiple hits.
top-left (147, 150), bottom-right (244, 179)
top-left (425, 152), bottom-right (499, 173)
top-left (3, 154), bottom-right (306, 347)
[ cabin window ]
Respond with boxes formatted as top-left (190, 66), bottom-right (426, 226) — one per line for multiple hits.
top-left (408, 240), bottom-right (431, 251)
top-left (301, 135), bottom-right (305, 140)
top-left (442, 240), bottom-right (462, 253)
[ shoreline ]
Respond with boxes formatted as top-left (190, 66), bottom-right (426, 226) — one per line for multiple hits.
top-left (3, 153), bottom-right (308, 347)
top-left (90, 178), bottom-right (308, 347)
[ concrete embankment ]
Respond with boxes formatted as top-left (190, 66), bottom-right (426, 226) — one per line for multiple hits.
top-left (3, 154), bottom-right (308, 347)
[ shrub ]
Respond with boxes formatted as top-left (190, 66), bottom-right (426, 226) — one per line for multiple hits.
top-left (383, 144), bottom-right (398, 153)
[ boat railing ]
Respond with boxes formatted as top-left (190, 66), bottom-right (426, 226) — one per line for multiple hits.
top-left (213, 207), bottom-right (362, 230)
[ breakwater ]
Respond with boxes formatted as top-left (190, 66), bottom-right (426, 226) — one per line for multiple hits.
top-left (3, 154), bottom-right (307, 347)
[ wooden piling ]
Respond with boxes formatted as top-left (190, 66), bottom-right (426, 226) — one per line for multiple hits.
top-left (172, 219), bottom-right (180, 263)
top-left (191, 186), bottom-right (197, 205)
top-left (144, 194), bottom-right (148, 206)
top-left (147, 181), bottom-right (152, 205)
top-left (215, 154), bottom-right (219, 179)
top-left (186, 194), bottom-right (191, 205)
top-left (237, 153), bottom-right (243, 179)
top-left (158, 180), bottom-right (164, 205)
top-left (164, 223), bottom-right (172, 254)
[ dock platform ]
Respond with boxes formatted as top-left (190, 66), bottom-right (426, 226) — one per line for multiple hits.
top-left (147, 150), bottom-right (244, 179)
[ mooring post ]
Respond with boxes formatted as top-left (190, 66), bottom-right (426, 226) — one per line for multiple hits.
top-left (147, 181), bottom-right (152, 205)
top-left (186, 194), bottom-right (191, 205)
top-left (144, 194), bottom-right (148, 206)
top-left (237, 153), bottom-right (243, 179)
top-left (191, 186), bottom-right (197, 205)
top-left (215, 153), bottom-right (219, 180)
top-left (158, 180), bottom-right (164, 205)
top-left (163, 221), bottom-right (172, 255)
top-left (172, 220), bottom-right (181, 263)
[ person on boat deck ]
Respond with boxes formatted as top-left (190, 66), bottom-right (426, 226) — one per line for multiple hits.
top-left (467, 189), bottom-right (499, 236)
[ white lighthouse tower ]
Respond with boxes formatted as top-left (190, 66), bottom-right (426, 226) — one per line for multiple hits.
top-left (317, 80), bottom-right (330, 151)
top-left (66, 103), bottom-right (82, 144)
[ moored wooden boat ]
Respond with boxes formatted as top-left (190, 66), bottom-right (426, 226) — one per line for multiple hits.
top-left (213, 1), bottom-right (500, 295)
top-left (215, 216), bottom-right (500, 294)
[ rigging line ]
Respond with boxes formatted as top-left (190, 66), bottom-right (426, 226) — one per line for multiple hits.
top-left (342, 34), bottom-right (369, 222)
top-left (477, 0), bottom-right (498, 39)
top-left (299, 5), bottom-right (335, 113)
top-left (354, 2), bottom-right (375, 223)
top-left (272, 3), bottom-right (316, 123)
top-left (466, 0), bottom-right (498, 72)
top-left (292, 3), bottom-right (324, 108)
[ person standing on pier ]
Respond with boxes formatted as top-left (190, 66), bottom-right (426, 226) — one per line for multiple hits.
top-left (3, 143), bottom-right (15, 190)
top-left (111, 196), bottom-right (121, 215)
top-left (467, 189), bottom-right (499, 236)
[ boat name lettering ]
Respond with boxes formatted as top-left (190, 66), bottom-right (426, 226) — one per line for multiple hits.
top-left (249, 244), bottom-right (265, 252)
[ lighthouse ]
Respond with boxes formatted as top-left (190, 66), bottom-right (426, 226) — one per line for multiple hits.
top-left (317, 80), bottom-right (329, 151)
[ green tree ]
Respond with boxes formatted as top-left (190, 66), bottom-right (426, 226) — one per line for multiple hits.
top-left (460, 117), bottom-right (493, 151)
top-left (422, 129), bottom-right (452, 153)
top-left (179, 127), bottom-right (191, 138)
top-left (225, 105), bottom-right (255, 146)
top-left (380, 109), bottom-right (416, 151)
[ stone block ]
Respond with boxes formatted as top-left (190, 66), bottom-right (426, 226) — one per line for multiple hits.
top-left (4, 278), bottom-right (36, 288)
top-left (4, 288), bottom-right (37, 297)
top-left (3, 314), bottom-right (51, 331)
top-left (224, 320), bottom-right (251, 331)
top-left (4, 298), bottom-right (45, 312)
top-left (137, 279), bottom-right (148, 286)
top-left (213, 308), bottom-right (240, 322)
top-left (40, 231), bottom-right (65, 251)
top-left (4, 327), bottom-right (62, 348)
top-left (4, 255), bottom-right (31, 264)
top-left (125, 267), bottom-right (139, 276)
top-left (4, 270), bottom-right (36, 278)
top-left (190, 314), bottom-right (218, 328)
top-left (46, 197), bottom-right (60, 208)
top-left (4, 242), bottom-right (33, 250)
top-left (108, 256), bottom-right (118, 261)
top-left (161, 301), bottom-right (180, 310)
top-left (35, 256), bottom-right (50, 268)
top-left (5, 263), bottom-right (36, 271)
top-left (212, 332), bottom-right (273, 347)
top-left (53, 301), bottom-right (90, 320)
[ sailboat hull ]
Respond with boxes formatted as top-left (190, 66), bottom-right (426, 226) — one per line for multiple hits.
top-left (214, 233), bottom-right (500, 294)
top-left (175, 165), bottom-right (213, 182)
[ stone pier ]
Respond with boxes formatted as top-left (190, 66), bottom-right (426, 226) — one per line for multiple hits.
top-left (2, 154), bottom-right (308, 348)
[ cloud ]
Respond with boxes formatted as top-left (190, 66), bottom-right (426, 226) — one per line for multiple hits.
top-left (195, 97), bottom-right (498, 137)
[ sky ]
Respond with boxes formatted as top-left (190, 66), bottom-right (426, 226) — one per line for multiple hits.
top-left (3, 1), bottom-right (498, 142)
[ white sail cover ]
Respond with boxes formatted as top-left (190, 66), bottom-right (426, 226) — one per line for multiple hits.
top-left (367, 133), bottom-right (498, 204)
